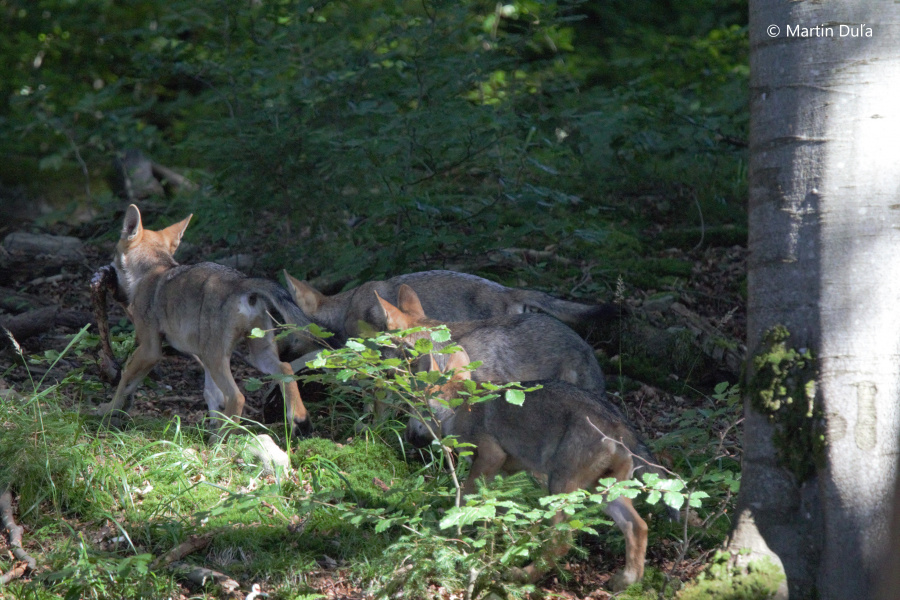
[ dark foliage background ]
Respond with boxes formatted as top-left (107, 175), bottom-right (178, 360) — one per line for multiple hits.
top-left (1, 0), bottom-right (747, 295)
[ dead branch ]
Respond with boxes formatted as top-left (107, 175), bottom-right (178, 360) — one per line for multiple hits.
top-left (0, 562), bottom-right (27, 585)
top-left (0, 488), bottom-right (36, 572)
top-left (151, 532), bottom-right (214, 570)
top-left (151, 162), bottom-right (198, 194)
top-left (90, 265), bottom-right (125, 384)
top-left (169, 561), bottom-right (243, 599)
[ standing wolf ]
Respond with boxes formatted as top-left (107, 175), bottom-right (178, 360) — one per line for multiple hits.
top-left (96, 204), bottom-right (312, 435)
top-left (408, 349), bottom-right (669, 591)
top-left (282, 270), bottom-right (617, 355)
top-left (375, 284), bottom-right (605, 393)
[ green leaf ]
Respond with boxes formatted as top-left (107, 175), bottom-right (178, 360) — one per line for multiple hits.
top-left (249, 327), bottom-right (266, 339)
top-left (414, 338), bottom-right (434, 354)
top-left (345, 339), bottom-right (366, 351)
top-left (430, 328), bottom-right (451, 343)
top-left (664, 491), bottom-right (686, 510)
top-left (646, 490), bottom-right (661, 505)
top-left (504, 389), bottom-right (525, 406)
top-left (440, 504), bottom-right (496, 529)
top-left (308, 323), bottom-right (334, 339)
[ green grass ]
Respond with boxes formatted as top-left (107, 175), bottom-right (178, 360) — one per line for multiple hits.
top-left (0, 331), bottom-right (744, 599)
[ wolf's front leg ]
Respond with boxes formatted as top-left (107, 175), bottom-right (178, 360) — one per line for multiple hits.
top-left (96, 337), bottom-right (162, 417)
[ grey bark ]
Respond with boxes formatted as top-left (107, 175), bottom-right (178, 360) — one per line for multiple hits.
top-left (731, 3), bottom-right (900, 599)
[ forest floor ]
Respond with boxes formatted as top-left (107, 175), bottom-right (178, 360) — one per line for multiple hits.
top-left (0, 212), bottom-right (746, 599)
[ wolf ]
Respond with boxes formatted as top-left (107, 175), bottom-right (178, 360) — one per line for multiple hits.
top-left (95, 204), bottom-right (314, 435)
top-left (408, 348), bottom-right (670, 591)
top-left (374, 284), bottom-right (605, 393)
top-left (281, 269), bottom-right (618, 357)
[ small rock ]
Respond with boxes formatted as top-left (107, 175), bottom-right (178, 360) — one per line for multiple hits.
top-left (241, 434), bottom-right (289, 476)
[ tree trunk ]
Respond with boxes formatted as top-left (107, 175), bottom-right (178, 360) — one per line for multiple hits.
top-left (730, 3), bottom-right (900, 599)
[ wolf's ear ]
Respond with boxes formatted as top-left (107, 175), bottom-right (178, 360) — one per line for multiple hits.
top-left (284, 271), bottom-right (326, 314)
top-left (444, 348), bottom-right (472, 380)
top-left (396, 285), bottom-right (426, 319)
top-left (122, 204), bottom-right (144, 242)
top-left (375, 291), bottom-right (411, 330)
top-left (160, 214), bottom-right (192, 254)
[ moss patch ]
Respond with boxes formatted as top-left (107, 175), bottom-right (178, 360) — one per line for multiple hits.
top-left (677, 551), bottom-right (784, 600)
top-left (746, 325), bottom-right (822, 482)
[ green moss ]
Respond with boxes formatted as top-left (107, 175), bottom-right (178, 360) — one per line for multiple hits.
top-left (746, 326), bottom-right (822, 482)
top-left (677, 552), bottom-right (784, 600)
top-left (292, 437), bottom-right (410, 507)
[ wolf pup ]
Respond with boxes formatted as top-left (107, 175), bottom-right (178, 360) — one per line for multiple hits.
top-left (282, 270), bottom-right (618, 356)
top-left (409, 349), bottom-right (668, 591)
top-left (375, 284), bottom-right (605, 393)
top-left (96, 204), bottom-right (312, 435)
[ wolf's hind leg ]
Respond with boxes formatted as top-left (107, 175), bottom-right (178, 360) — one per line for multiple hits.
top-left (203, 356), bottom-right (245, 432)
top-left (247, 336), bottom-right (310, 436)
top-left (195, 357), bottom-right (225, 413)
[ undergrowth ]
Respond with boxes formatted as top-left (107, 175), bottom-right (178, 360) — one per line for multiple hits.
top-left (0, 326), bottom-right (743, 599)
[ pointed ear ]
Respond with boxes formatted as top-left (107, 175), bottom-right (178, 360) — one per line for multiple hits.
top-left (160, 213), bottom-right (192, 254)
top-left (396, 284), bottom-right (426, 319)
top-left (444, 348), bottom-right (472, 380)
top-left (375, 291), bottom-right (412, 330)
top-left (122, 204), bottom-right (143, 242)
top-left (284, 271), bottom-right (326, 315)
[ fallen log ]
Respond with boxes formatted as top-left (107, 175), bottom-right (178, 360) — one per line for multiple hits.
top-left (0, 307), bottom-right (94, 342)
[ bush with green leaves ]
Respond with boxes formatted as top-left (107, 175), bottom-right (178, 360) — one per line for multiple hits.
top-left (296, 326), bottom-right (705, 597)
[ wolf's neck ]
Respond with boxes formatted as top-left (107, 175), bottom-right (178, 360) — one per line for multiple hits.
top-left (116, 251), bottom-right (178, 304)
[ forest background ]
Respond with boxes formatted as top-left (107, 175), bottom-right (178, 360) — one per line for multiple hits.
top-left (0, 1), bottom-right (758, 599)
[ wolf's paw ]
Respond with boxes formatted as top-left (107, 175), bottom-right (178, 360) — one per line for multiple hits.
top-left (609, 569), bottom-right (640, 592)
top-left (291, 415), bottom-right (313, 438)
top-left (90, 402), bottom-right (131, 429)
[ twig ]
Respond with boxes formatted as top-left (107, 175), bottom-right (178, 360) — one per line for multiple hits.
top-left (584, 416), bottom-right (677, 479)
top-left (0, 562), bottom-right (27, 585)
top-left (151, 532), bottom-right (215, 570)
top-left (0, 488), bottom-right (37, 572)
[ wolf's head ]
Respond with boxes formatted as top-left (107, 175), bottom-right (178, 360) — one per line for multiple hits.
top-left (114, 204), bottom-right (192, 301)
top-left (404, 345), bottom-right (472, 448)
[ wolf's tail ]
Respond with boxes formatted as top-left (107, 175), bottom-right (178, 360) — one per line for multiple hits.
top-left (254, 279), bottom-right (323, 347)
top-left (517, 291), bottom-right (623, 332)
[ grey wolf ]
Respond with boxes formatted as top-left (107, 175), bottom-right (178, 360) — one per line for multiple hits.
top-left (409, 348), bottom-right (668, 590)
top-left (95, 204), bottom-right (312, 435)
top-left (374, 284), bottom-right (605, 392)
top-left (282, 269), bottom-right (617, 357)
